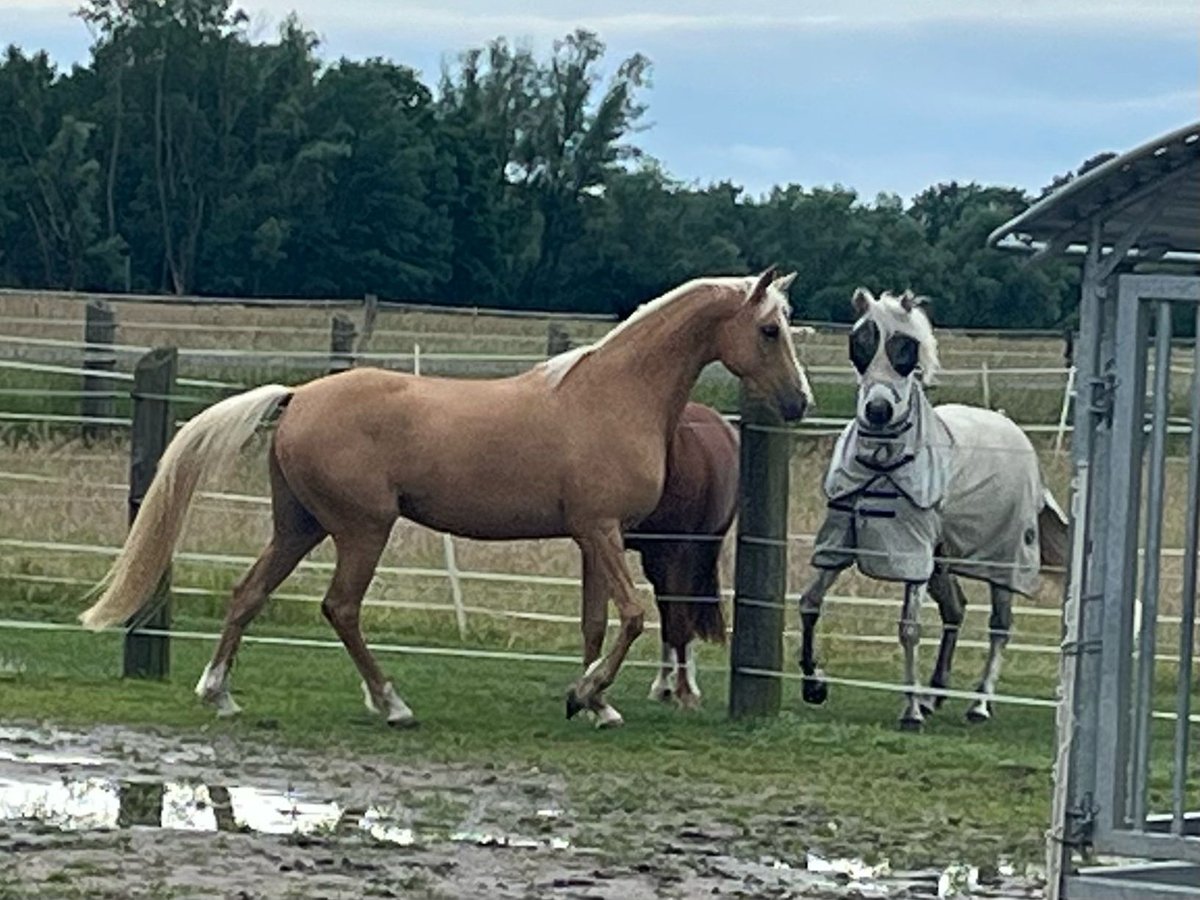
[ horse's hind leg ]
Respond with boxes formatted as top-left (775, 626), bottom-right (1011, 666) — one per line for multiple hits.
top-left (966, 585), bottom-right (1012, 723)
top-left (648, 641), bottom-right (676, 703)
top-left (197, 454), bottom-right (326, 717)
top-left (919, 566), bottom-right (967, 717)
top-left (798, 567), bottom-right (840, 704)
top-left (321, 525), bottom-right (416, 728)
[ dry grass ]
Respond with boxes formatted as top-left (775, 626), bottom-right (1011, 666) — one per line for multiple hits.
top-left (1, 288), bottom-right (1196, 688)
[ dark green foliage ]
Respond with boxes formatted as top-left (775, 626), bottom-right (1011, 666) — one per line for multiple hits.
top-left (0, 7), bottom-right (1082, 326)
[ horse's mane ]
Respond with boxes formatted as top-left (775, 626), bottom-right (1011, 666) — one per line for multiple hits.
top-left (869, 291), bottom-right (941, 382)
top-left (540, 276), bottom-right (788, 388)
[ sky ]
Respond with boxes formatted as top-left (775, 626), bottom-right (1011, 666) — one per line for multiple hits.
top-left (2, 0), bottom-right (1197, 204)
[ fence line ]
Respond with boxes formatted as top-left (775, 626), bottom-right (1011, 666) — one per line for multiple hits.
top-left (5, 615), bottom-right (1200, 723)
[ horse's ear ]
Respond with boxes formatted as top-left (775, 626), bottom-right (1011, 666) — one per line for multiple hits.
top-left (748, 265), bottom-right (778, 304)
top-left (900, 290), bottom-right (929, 312)
top-left (851, 286), bottom-right (874, 316)
top-left (773, 271), bottom-right (797, 293)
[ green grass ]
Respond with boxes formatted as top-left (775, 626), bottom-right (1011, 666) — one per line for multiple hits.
top-left (0, 623), bottom-right (1061, 870)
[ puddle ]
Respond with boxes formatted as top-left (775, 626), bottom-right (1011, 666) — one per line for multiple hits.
top-left (0, 723), bottom-right (1044, 899)
top-left (0, 772), bottom-right (573, 852)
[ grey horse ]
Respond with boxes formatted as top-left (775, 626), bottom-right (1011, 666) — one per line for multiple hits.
top-left (798, 287), bottom-right (1068, 730)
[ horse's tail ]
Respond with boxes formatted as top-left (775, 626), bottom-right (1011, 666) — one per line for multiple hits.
top-left (1038, 487), bottom-right (1070, 573)
top-left (689, 593), bottom-right (728, 645)
top-left (79, 384), bottom-right (293, 631)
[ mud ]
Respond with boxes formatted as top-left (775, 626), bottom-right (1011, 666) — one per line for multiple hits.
top-left (0, 723), bottom-right (1042, 899)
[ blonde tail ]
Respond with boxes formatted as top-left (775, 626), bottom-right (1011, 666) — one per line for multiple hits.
top-left (79, 384), bottom-right (293, 630)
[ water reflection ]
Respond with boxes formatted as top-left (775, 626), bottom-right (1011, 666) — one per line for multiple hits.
top-left (0, 773), bottom-right (567, 851)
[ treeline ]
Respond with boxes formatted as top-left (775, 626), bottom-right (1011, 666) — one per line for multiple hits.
top-left (0, 0), bottom-right (1087, 326)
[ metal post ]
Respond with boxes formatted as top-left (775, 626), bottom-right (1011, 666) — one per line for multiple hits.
top-left (123, 347), bottom-right (177, 680)
top-left (329, 314), bottom-right (356, 374)
top-left (1130, 302), bottom-right (1173, 827)
top-left (728, 384), bottom-right (791, 719)
top-left (980, 360), bottom-right (991, 409)
top-left (1171, 305), bottom-right (1200, 835)
top-left (82, 299), bottom-right (117, 442)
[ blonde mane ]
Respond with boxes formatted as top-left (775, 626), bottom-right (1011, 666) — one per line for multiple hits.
top-left (866, 291), bottom-right (941, 382)
top-left (539, 276), bottom-right (790, 388)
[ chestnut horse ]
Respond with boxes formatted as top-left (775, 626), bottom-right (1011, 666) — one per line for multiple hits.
top-left (80, 269), bottom-right (811, 729)
top-left (627, 402), bottom-right (739, 710)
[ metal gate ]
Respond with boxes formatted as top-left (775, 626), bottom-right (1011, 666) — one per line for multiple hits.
top-left (1053, 273), bottom-right (1200, 898)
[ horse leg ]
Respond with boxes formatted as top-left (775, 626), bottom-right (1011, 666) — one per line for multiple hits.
top-left (898, 581), bottom-right (928, 731)
top-left (798, 567), bottom-right (839, 704)
top-left (674, 640), bottom-right (702, 710)
top-left (648, 641), bottom-right (676, 703)
top-left (196, 457), bottom-right (326, 717)
top-left (566, 522), bottom-right (644, 727)
top-left (919, 566), bottom-right (966, 717)
top-left (321, 526), bottom-right (416, 728)
top-left (966, 585), bottom-right (1013, 723)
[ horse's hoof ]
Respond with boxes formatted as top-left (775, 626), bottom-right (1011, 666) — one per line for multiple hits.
top-left (387, 712), bottom-right (419, 729)
top-left (965, 704), bottom-right (991, 724)
top-left (593, 705), bottom-right (625, 729)
top-left (565, 689), bottom-right (586, 720)
top-left (676, 693), bottom-right (702, 712)
top-left (898, 716), bottom-right (925, 733)
top-left (648, 685), bottom-right (673, 704)
top-left (802, 676), bottom-right (829, 705)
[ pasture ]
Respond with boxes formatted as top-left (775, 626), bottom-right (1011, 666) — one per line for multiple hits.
top-left (2, 290), bottom-right (1197, 897)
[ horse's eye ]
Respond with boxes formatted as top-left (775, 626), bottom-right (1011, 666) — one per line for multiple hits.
top-left (886, 333), bottom-right (920, 377)
top-left (760, 323), bottom-right (780, 341)
top-left (849, 320), bottom-right (879, 373)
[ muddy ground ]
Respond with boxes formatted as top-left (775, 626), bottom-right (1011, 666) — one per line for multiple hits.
top-left (0, 722), bottom-right (1043, 899)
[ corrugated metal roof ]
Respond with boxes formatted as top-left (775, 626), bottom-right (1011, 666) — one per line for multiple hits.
top-left (987, 121), bottom-right (1200, 258)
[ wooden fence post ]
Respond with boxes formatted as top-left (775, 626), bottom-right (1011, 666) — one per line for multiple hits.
top-left (330, 314), bottom-right (356, 374)
top-left (728, 384), bottom-right (792, 719)
top-left (357, 293), bottom-right (379, 356)
top-left (546, 323), bottom-right (572, 356)
top-left (81, 299), bottom-right (116, 442)
top-left (123, 347), bottom-right (177, 679)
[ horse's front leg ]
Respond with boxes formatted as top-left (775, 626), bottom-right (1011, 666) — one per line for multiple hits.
top-left (567, 522), bottom-right (644, 728)
top-left (798, 567), bottom-right (839, 704)
top-left (898, 581), bottom-right (928, 731)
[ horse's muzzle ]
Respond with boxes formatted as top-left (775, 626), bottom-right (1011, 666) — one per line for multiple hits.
top-left (865, 397), bottom-right (893, 427)
top-left (778, 393), bottom-right (808, 423)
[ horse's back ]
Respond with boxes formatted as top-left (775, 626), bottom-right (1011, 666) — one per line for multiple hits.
top-left (935, 403), bottom-right (1044, 595)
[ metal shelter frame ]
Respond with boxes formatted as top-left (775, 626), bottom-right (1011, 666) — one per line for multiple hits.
top-left (989, 121), bottom-right (1200, 900)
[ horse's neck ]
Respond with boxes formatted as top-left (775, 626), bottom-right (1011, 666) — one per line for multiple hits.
top-left (575, 291), bottom-right (728, 429)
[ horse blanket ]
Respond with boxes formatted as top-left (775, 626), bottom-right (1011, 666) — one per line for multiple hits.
top-left (811, 393), bottom-right (1044, 595)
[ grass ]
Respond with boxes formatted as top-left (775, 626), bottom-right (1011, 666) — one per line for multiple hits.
top-left (0, 624), bottom-right (1063, 870)
top-left (2, 289), bottom-right (1197, 874)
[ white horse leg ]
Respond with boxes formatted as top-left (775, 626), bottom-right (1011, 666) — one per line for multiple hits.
top-left (966, 586), bottom-right (1012, 723)
top-left (195, 661), bottom-right (241, 718)
top-left (898, 582), bottom-right (927, 730)
top-left (648, 641), bottom-right (676, 703)
top-left (799, 567), bottom-right (840, 704)
top-left (675, 641), bottom-right (702, 710)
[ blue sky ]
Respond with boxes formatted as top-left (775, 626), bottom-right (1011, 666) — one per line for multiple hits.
top-left (2, 0), bottom-right (1197, 203)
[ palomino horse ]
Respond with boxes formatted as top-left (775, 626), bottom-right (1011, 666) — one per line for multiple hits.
top-left (80, 269), bottom-right (811, 729)
top-left (626, 402), bottom-right (739, 710)
top-left (797, 287), bottom-right (1068, 730)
